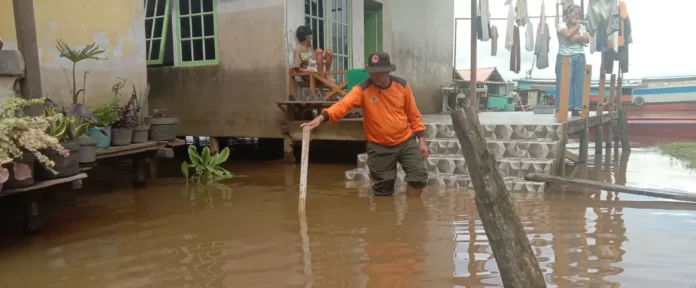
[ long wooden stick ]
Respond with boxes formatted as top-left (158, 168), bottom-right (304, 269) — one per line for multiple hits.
top-left (450, 108), bottom-right (546, 288)
top-left (299, 126), bottom-right (311, 210)
top-left (525, 173), bottom-right (696, 203)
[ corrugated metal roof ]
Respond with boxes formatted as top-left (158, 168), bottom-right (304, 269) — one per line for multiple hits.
top-left (456, 67), bottom-right (498, 82)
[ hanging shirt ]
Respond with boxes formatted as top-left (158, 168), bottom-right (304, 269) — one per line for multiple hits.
top-left (322, 77), bottom-right (426, 146)
top-left (480, 0), bottom-right (491, 41)
top-left (535, 23), bottom-right (550, 69)
top-left (505, 1), bottom-right (516, 51)
top-left (538, 0), bottom-right (547, 34)
top-left (586, 0), bottom-right (620, 37)
top-left (491, 25), bottom-right (499, 56)
top-left (510, 25), bottom-right (521, 74)
top-left (525, 21), bottom-right (535, 51)
top-left (516, 0), bottom-right (529, 26)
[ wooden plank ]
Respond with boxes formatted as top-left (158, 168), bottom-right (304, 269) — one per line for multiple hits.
top-left (0, 173), bottom-right (88, 197)
top-left (290, 70), bottom-right (348, 76)
top-left (558, 56), bottom-right (571, 123)
top-left (525, 173), bottom-right (696, 203)
top-left (299, 126), bottom-right (311, 211)
top-left (581, 65), bottom-right (592, 118)
top-left (95, 140), bottom-right (182, 160)
top-left (450, 108), bottom-right (546, 288)
top-left (565, 149), bottom-right (579, 163)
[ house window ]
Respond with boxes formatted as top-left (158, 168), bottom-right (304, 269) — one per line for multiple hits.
top-left (304, 0), bottom-right (351, 82)
top-left (175, 0), bottom-right (218, 66)
top-left (304, 0), bottom-right (325, 51)
top-left (329, 0), bottom-right (350, 83)
top-left (145, 0), bottom-right (171, 65)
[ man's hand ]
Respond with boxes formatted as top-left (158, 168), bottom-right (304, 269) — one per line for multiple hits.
top-left (300, 115), bottom-right (324, 129)
top-left (418, 137), bottom-right (430, 159)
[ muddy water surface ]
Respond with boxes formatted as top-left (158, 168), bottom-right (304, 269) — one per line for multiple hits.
top-left (0, 146), bottom-right (695, 287)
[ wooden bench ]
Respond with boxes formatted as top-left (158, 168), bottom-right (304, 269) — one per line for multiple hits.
top-left (289, 68), bottom-right (348, 101)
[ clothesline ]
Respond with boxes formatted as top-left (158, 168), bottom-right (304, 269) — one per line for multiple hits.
top-left (455, 15), bottom-right (560, 21)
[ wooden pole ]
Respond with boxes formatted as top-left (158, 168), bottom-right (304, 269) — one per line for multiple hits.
top-left (525, 173), bottom-right (696, 203)
top-left (595, 61), bottom-right (606, 157)
top-left (469, 0), bottom-right (478, 113)
top-left (299, 126), bottom-right (311, 210)
top-left (558, 57), bottom-right (571, 123)
top-left (606, 74), bottom-right (616, 151)
top-left (581, 65), bottom-right (592, 119)
top-left (13, 0), bottom-right (43, 116)
top-left (450, 108), bottom-right (546, 288)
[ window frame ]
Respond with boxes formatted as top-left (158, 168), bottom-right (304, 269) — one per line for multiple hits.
top-left (174, 0), bottom-right (219, 67)
top-left (144, 0), bottom-right (172, 65)
top-left (304, 0), bottom-right (352, 80)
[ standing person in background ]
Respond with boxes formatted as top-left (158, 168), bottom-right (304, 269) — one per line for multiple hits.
top-left (555, 4), bottom-right (589, 117)
top-left (301, 52), bottom-right (430, 197)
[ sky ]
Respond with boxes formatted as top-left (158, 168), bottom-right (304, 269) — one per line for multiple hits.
top-left (453, 0), bottom-right (695, 81)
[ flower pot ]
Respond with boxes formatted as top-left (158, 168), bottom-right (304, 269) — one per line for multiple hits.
top-left (36, 140), bottom-right (80, 180)
top-left (89, 126), bottom-right (112, 149)
top-left (132, 124), bottom-right (151, 143)
top-left (111, 127), bottom-right (134, 146)
top-left (4, 151), bottom-right (36, 189)
top-left (78, 136), bottom-right (99, 164)
top-left (145, 116), bottom-right (178, 141)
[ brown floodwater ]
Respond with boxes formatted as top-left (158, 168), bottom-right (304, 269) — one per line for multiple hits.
top-left (0, 144), bottom-right (695, 288)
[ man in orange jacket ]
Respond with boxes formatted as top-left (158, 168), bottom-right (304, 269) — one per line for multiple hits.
top-left (301, 52), bottom-right (429, 197)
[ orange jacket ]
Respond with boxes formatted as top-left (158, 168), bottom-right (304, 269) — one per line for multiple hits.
top-left (322, 76), bottom-right (426, 146)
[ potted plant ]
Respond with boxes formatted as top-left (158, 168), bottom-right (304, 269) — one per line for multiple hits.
top-left (111, 88), bottom-right (138, 146)
top-left (0, 97), bottom-right (70, 188)
top-left (36, 106), bottom-right (81, 180)
top-left (44, 99), bottom-right (104, 164)
top-left (132, 84), bottom-right (150, 143)
top-left (146, 108), bottom-right (178, 141)
top-left (90, 99), bottom-right (120, 148)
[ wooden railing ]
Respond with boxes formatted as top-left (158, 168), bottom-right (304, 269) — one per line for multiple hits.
top-left (557, 56), bottom-right (623, 122)
top-left (288, 69), bottom-right (348, 101)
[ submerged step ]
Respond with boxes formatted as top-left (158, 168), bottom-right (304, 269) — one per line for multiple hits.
top-left (356, 153), bottom-right (556, 178)
top-left (423, 123), bottom-right (564, 141)
top-left (345, 168), bottom-right (546, 193)
top-left (427, 139), bottom-right (560, 158)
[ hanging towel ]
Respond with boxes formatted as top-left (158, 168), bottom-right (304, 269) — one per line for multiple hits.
top-left (535, 23), bottom-right (550, 69)
top-left (525, 21), bottom-right (535, 51)
top-left (480, 0), bottom-right (491, 41)
top-left (505, 0), bottom-right (516, 51)
top-left (491, 25), bottom-right (499, 56)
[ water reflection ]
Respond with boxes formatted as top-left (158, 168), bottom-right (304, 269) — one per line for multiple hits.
top-left (0, 148), bottom-right (695, 287)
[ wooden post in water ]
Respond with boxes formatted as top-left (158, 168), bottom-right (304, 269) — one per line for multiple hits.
top-left (595, 62), bottom-right (606, 157)
top-left (581, 65), bottom-right (592, 119)
top-left (606, 74), bottom-right (616, 150)
top-left (451, 108), bottom-right (547, 288)
top-left (557, 57), bottom-right (571, 123)
top-left (299, 126), bottom-right (311, 211)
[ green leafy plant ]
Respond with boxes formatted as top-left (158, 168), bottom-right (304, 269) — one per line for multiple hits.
top-left (43, 106), bottom-right (70, 141)
top-left (180, 145), bottom-right (232, 182)
top-left (0, 97), bottom-right (69, 177)
top-left (92, 99), bottom-right (121, 127)
top-left (55, 38), bottom-right (106, 104)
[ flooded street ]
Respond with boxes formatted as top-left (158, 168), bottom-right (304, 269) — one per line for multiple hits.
top-left (0, 144), bottom-right (696, 287)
